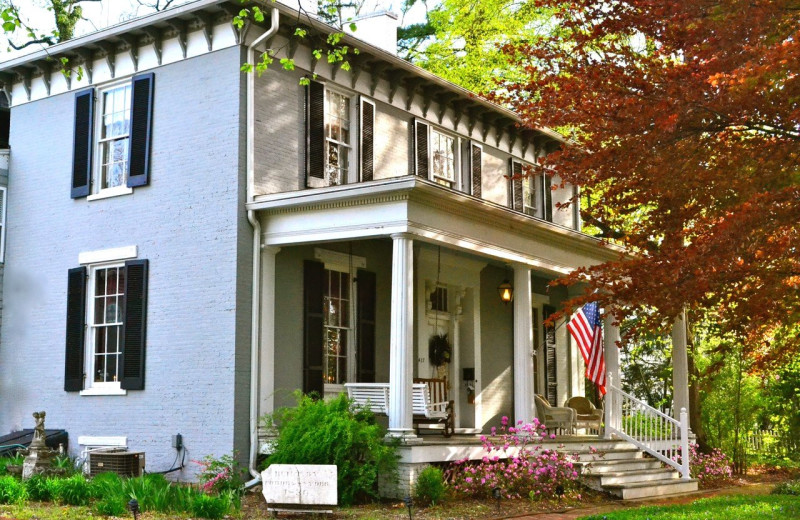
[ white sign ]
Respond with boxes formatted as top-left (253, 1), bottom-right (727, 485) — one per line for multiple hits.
top-left (261, 464), bottom-right (338, 507)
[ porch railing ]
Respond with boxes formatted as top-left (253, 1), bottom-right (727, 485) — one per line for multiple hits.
top-left (605, 373), bottom-right (691, 479)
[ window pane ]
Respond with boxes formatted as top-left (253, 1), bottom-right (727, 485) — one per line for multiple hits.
top-left (94, 354), bottom-right (106, 383)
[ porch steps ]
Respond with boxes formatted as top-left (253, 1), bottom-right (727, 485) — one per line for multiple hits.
top-left (576, 443), bottom-right (698, 500)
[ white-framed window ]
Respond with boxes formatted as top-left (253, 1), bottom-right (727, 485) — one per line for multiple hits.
top-left (522, 170), bottom-right (542, 218)
top-left (430, 128), bottom-right (457, 188)
top-left (324, 88), bottom-right (352, 186)
top-left (92, 82), bottom-right (133, 199)
top-left (85, 262), bottom-right (126, 392)
top-left (0, 186), bottom-right (6, 263)
top-left (323, 267), bottom-right (352, 386)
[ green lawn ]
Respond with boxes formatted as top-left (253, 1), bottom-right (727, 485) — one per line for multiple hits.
top-left (580, 494), bottom-right (800, 520)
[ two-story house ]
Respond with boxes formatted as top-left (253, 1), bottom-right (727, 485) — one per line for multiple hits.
top-left (0, 0), bottom-right (696, 498)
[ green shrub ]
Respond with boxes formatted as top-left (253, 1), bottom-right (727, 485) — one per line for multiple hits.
top-left (52, 474), bottom-right (90, 505)
top-left (94, 495), bottom-right (128, 516)
top-left (264, 393), bottom-right (397, 505)
top-left (772, 480), bottom-right (800, 496)
top-left (190, 492), bottom-right (232, 519)
top-left (122, 473), bottom-right (174, 512)
top-left (0, 475), bottom-right (27, 504)
top-left (51, 455), bottom-right (77, 476)
top-left (414, 466), bottom-right (446, 506)
top-left (24, 474), bottom-right (52, 501)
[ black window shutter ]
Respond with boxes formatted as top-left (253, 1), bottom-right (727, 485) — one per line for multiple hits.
top-left (127, 73), bottom-right (155, 188)
top-left (471, 143), bottom-right (482, 198)
top-left (356, 269), bottom-right (376, 383)
top-left (303, 260), bottom-right (325, 395)
top-left (71, 89), bottom-right (94, 199)
top-left (64, 267), bottom-right (87, 391)
top-left (543, 304), bottom-right (558, 406)
top-left (307, 81), bottom-right (325, 182)
top-left (361, 98), bottom-right (374, 182)
top-left (414, 119), bottom-right (429, 178)
top-left (120, 259), bottom-right (148, 390)
top-left (510, 160), bottom-right (523, 210)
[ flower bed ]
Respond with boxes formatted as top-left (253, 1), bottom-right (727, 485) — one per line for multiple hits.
top-left (444, 417), bottom-right (581, 500)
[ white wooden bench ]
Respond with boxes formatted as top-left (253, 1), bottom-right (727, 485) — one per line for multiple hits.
top-left (344, 380), bottom-right (454, 437)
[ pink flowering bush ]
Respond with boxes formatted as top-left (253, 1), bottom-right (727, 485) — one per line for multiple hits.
top-left (193, 454), bottom-right (243, 494)
top-left (683, 443), bottom-right (733, 486)
top-left (444, 417), bottom-right (580, 500)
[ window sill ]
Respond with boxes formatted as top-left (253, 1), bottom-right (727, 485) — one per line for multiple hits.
top-left (87, 186), bottom-right (133, 201)
top-left (79, 387), bottom-right (127, 396)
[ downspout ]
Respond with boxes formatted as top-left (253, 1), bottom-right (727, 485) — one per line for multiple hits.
top-left (245, 6), bottom-right (280, 485)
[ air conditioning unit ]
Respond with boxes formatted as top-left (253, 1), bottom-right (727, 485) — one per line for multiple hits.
top-left (88, 449), bottom-right (145, 478)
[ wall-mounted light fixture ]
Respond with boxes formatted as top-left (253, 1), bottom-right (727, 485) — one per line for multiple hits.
top-left (498, 279), bottom-right (513, 304)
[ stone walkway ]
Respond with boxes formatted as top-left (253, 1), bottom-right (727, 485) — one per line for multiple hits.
top-left (510, 482), bottom-right (775, 519)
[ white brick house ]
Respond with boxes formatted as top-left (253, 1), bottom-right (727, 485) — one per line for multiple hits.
top-left (0, 0), bottom-right (695, 497)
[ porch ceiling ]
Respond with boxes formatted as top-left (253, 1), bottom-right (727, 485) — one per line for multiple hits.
top-left (247, 177), bottom-right (625, 275)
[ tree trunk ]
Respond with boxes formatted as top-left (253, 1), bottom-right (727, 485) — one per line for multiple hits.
top-left (686, 321), bottom-right (710, 452)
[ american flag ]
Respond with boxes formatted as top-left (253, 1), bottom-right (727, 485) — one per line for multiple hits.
top-left (567, 302), bottom-right (606, 395)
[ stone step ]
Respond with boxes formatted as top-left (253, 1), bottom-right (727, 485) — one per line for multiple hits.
top-left (605, 478), bottom-right (699, 500)
top-left (584, 467), bottom-right (680, 487)
top-left (571, 448), bottom-right (644, 462)
top-left (578, 458), bottom-right (662, 473)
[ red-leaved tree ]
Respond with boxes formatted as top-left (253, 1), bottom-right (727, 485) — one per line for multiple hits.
top-left (499, 0), bottom-right (800, 366)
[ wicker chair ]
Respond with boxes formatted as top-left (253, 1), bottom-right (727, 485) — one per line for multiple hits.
top-left (534, 394), bottom-right (576, 434)
top-left (565, 396), bottom-right (603, 434)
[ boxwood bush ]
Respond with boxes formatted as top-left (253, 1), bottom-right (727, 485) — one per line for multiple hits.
top-left (264, 393), bottom-right (398, 505)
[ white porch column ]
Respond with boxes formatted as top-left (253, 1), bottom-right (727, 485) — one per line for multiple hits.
top-left (671, 309), bottom-right (690, 420)
top-left (259, 246), bottom-right (281, 417)
top-left (387, 234), bottom-right (418, 441)
top-left (513, 264), bottom-right (535, 426)
top-left (603, 313), bottom-right (621, 438)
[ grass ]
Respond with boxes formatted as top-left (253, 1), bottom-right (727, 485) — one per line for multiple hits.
top-left (579, 494), bottom-right (800, 519)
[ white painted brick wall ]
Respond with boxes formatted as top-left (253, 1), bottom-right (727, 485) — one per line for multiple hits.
top-left (0, 47), bottom-right (250, 480)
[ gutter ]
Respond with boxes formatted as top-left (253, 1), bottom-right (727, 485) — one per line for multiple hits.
top-left (245, 6), bottom-right (280, 486)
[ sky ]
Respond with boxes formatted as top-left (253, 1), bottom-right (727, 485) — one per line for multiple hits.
top-left (4, 0), bottom-right (429, 59)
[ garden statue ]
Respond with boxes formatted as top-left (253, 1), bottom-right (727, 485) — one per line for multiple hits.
top-left (21, 410), bottom-right (57, 479)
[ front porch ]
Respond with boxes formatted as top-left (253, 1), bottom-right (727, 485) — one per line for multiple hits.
top-left (248, 177), bottom-right (697, 498)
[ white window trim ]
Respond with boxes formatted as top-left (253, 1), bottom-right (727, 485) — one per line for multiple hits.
top-left (83, 261), bottom-right (126, 394)
top-left (428, 126), bottom-right (460, 191)
top-left (77, 245), bottom-right (138, 396)
top-left (316, 248), bottom-right (365, 392)
top-left (79, 245), bottom-right (137, 265)
top-left (0, 186), bottom-right (6, 263)
top-left (92, 79), bottom-right (134, 199)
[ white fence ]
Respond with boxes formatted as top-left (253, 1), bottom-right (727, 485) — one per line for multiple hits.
top-left (605, 373), bottom-right (691, 479)
top-left (748, 429), bottom-right (799, 456)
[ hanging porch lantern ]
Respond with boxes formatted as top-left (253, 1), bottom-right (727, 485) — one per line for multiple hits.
top-left (498, 279), bottom-right (513, 304)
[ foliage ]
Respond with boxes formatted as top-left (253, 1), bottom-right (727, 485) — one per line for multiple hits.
top-left (193, 453), bottom-right (243, 494)
top-left (0, 475), bottom-right (27, 504)
top-left (403, 0), bottom-right (553, 94)
top-left (444, 417), bottom-right (579, 500)
top-left (87, 472), bottom-right (123, 499)
top-left (51, 455), bottom-right (77, 476)
top-left (93, 494), bottom-right (127, 516)
top-left (413, 466), bottom-right (446, 506)
top-left (499, 1), bottom-right (800, 367)
top-left (24, 474), bottom-right (52, 502)
top-left (579, 494), bottom-right (800, 520)
top-left (0, 454), bottom-right (23, 475)
top-left (684, 444), bottom-right (733, 487)
top-left (760, 356), bottom-right (800, 459)
top-left (428, 333), bottom-right (451, 367)
top-left (189, 491), bottom-right (236, 520)
top-left (49, 474), bottom-right (90, 506)
top-left (772, 480), bottom-right (800, 496)
top-left (264, 392), bottom-right (397, 505)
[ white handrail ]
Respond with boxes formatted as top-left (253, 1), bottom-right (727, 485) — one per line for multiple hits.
top-left (606, 373), bottom-right (691, 479)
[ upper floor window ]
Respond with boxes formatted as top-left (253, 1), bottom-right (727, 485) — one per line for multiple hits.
top-left (97, 83), bottom-right (132, 193)
top-left (523, 173), bottom-right (541, 218)
top-left (431, 129), bottom-right (456, 188)
top-left (71, 73), bottom-right (154, 200)
top-left (325, 89), bottom-right (351, 186)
